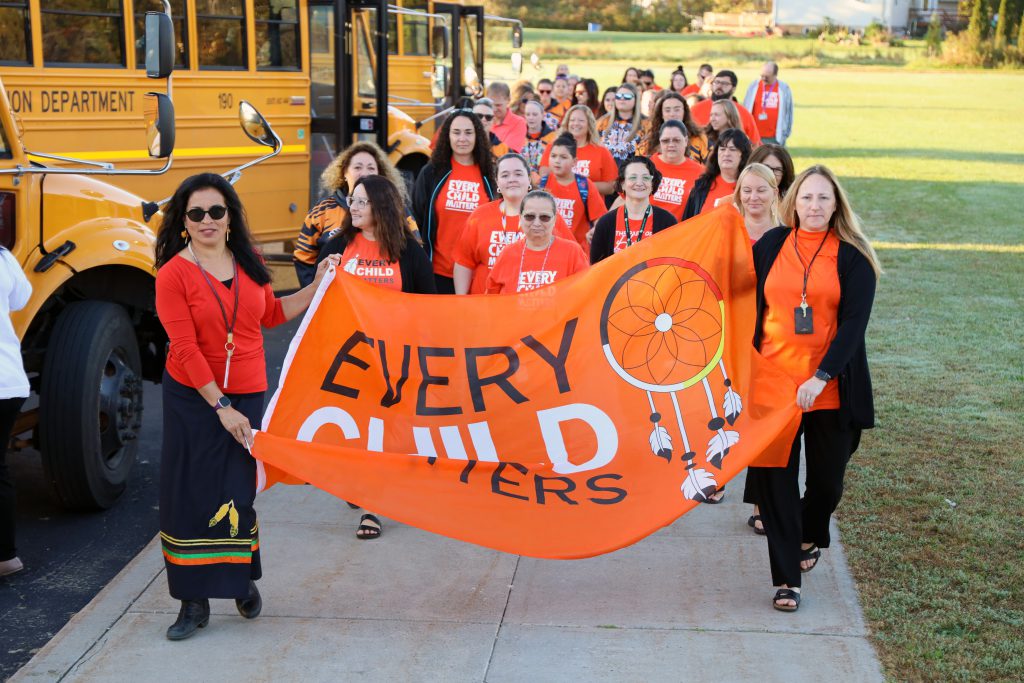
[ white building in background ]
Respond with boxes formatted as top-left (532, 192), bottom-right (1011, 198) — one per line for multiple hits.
top-left (772, 0), bottom-right (957, 32)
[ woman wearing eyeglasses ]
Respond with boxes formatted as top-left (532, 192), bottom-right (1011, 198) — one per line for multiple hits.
top-left (648, 121), bottom-right (704, 222)
top-left (682, 128), bottom-right (752, 220)
top-left (637, 92), bottom-right (708, 164)
top-left (485, 190), bottom-right (589, 294)
top-left (473, 99), bottom-right (509, 158)
top-left (412, 110), bottom-right (496, 293)
top-left (589, 156), bottom-right (677, 264)
top-left (597, 83), bottom-right (646, 169)
top-left (748, 143), bottom-right (795, 198)
top-left (154, 174), bottom-right (340, 641)
top-left (292, 141), bottom-right (411, 288)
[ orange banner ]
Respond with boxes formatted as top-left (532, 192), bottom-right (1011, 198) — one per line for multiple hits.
top-left (253, 207), bottom-right (801, 559)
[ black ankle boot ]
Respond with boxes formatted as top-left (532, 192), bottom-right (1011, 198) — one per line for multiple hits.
top-left (166, 599), bottom-right (210, 640)
top-left (235, 580), bottom-right (262, 619)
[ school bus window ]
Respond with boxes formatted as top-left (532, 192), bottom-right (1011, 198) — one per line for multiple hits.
top-left (40, 0), bottom-right (126, 67)
top-left (0, 123), bottom-right (11, 159)
top-left (196, 0), bottom-right (246, 70)
top-left (401, 0), bottom-right (428, 56)
top-left (0, 1), bottom-right (32, 66)
top-left (387, 12), bottom-right (398, 55)
top-left (255, 0), bottom-right (300, 70)
top-left (133, 0), bottom-right (189, 70)
top-left (355, 14), bottom-right (375, 99)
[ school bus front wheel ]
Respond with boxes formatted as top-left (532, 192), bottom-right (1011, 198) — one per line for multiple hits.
top-left (38, 301), bottom-right (143, 510)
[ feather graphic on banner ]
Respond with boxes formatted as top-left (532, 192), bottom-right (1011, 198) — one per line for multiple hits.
top-left (706, 430), bottom-right (740, 469)
top-left (719, 360), bottom-right (743, 425)
top-left (682, 468), bottom-right (719, 502)
top-left (723, 387), bottom-right (743, 425)
top-left (649, 425), bottom-right (673, 462)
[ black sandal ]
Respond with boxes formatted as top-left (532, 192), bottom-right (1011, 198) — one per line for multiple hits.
top-left (772, 588), bottom-right (801, 612)
top-left (800, 544), bottom-right (821, 573)
top-left (747, 515), bottom-right (766, 535)
top-left (356, 513), bottom-right (381, 540)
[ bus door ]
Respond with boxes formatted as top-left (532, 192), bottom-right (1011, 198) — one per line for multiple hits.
top-left (433, 3), bottom-right (484, 103)
top-left (307, 0), bottom-right (388, 207)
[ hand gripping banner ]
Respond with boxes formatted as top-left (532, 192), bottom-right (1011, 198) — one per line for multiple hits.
top-left (253, 207), bottom-right (802, 559)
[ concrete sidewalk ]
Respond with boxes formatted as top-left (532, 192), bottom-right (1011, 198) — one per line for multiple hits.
top-left (13, 472), bottom-right (883, 682)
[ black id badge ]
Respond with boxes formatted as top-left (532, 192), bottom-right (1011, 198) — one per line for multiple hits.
top-left (794, 306), bottom-right (814, 334)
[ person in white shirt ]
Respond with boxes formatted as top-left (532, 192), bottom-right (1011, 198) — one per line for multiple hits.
top-left (0, 246), bottom-right (31, 577)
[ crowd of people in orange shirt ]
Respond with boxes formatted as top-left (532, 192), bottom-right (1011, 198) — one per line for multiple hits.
top-left (136, 59), bottom-right (880, 641)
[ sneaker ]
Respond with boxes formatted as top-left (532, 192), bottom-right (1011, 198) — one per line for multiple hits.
top-left (0, 557), bottom-right (24, 577)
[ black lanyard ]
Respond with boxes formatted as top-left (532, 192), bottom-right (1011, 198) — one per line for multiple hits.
top-left (792, 227), bottom-right (830, 310)
top-left (622, 205), bottom-right (652, 247)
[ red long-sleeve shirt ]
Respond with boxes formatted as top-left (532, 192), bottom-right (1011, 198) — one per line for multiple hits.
top-left (156, 254), bottom-right (286, 394)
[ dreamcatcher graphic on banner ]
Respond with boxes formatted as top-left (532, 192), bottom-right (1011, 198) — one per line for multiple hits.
top-left (599, 257), bottom-right (743, 502)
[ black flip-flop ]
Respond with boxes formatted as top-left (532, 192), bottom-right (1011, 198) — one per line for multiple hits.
top-left (747, 514), bottom-right (766, 535)
top-left (704, 486), bottom-right (726, 504)
top-left (800, 544), bottom-right (821, 573)
top-left (772, 588), bottom-right (800, 612)
top-left (356, 513), bottom-right (381, 540)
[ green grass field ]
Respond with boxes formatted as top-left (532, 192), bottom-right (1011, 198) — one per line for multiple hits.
top-left (489, 31), bottom-right (1024, 681)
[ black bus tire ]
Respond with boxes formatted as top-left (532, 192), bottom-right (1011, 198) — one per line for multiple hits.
top-left (39, 301), bottom-right (143, 510)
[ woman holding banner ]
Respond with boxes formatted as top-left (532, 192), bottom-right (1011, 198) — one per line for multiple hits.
top-left (485, 190), bottom-right (588, 294)
top-left (155, 174), bottom-right (340, 640)
top-left (589, 156), bottom-right (677, 264)
top-left (412, 110), bottom-right (496, 294)
top-left (747, 165), bottom-right (880, 612)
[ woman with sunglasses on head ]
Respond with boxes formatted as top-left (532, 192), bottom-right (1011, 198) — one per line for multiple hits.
top-left (637, 91), bottom-right (707, 163)
top-left (747, 165), bottom-right (881, 612)
top-left (589, 156), bottom-right (677, 264)
top-left (597, 83), bottom-right (646, 169)
top-left (538, 105), bottom-right (617, 197)
top-left (682, 128), bottom-right (752, 220)
top-left (485, 190), bottom-right (589, 294)
top-left (154, 174), bottom-right (341, 641)
top-left (292, 141), bottom-right (412, 287)
top-left (749, 143), bottom-right (795, 198)
top-left (454, 153), bottom-right (575, 295)
top-left (572, 78), bottom-right (602, 120)
top-left (413, 110), bottom-right (496, 293)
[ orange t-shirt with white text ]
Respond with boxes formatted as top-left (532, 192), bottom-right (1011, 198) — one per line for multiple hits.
top-left (485, 236), bottom-right (589, 294)
top-left (545, 175), bottom-right (608, 248)
top-left (340, 232), bottom-right (403, 291)
top-left (541, 142), bottom-right (617, 185)
top-left (432, 160), bottom-right (486, 277)
top-left (651, 154), bottom-right (704, 222)
top-left (454, 200), bottom-right (575, 294)
top-left (760, 229), bottom-right (841, 410)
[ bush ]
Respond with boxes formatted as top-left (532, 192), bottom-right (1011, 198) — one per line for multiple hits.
top-left (940, 29), bottom-right (1024, 66)
top-left (924, 12), bottom-right (944, 55)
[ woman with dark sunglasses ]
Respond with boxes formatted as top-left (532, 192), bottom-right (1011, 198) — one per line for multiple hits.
top-left (485, 190), bottom-right (588, 294)
top-left (153, 174), bottom-right (340, 641)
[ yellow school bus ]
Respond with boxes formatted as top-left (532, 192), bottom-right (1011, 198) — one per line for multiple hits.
top-left (0, 0), bottom-right (525, 238)
top-left (0, 0), bottom-right (526, 510)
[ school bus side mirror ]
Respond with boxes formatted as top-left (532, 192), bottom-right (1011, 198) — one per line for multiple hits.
top-left (512, 25), bottom-right (523, 49)
top-left (144, 93), bottom-right (175, 158)
top-left (239, 101), bottom-right (277, 148)
top-left (432, 25), bottom-right (449, 60)
top-left (511, 52), bottom-right (523, 75)
top-left (144, 11), bottom-right (175, 79)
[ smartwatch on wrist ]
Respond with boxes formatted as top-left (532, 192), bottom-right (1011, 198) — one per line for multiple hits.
top-left (813, 369), bottom-right (832, 382)
top-left (214, 396), bottom-right (231, 411)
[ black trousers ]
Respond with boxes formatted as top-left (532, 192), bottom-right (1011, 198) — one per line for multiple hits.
top-left (747, 409), bottom-right (860, 588)
top-left (0, 397), bottom-right (26, 562)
